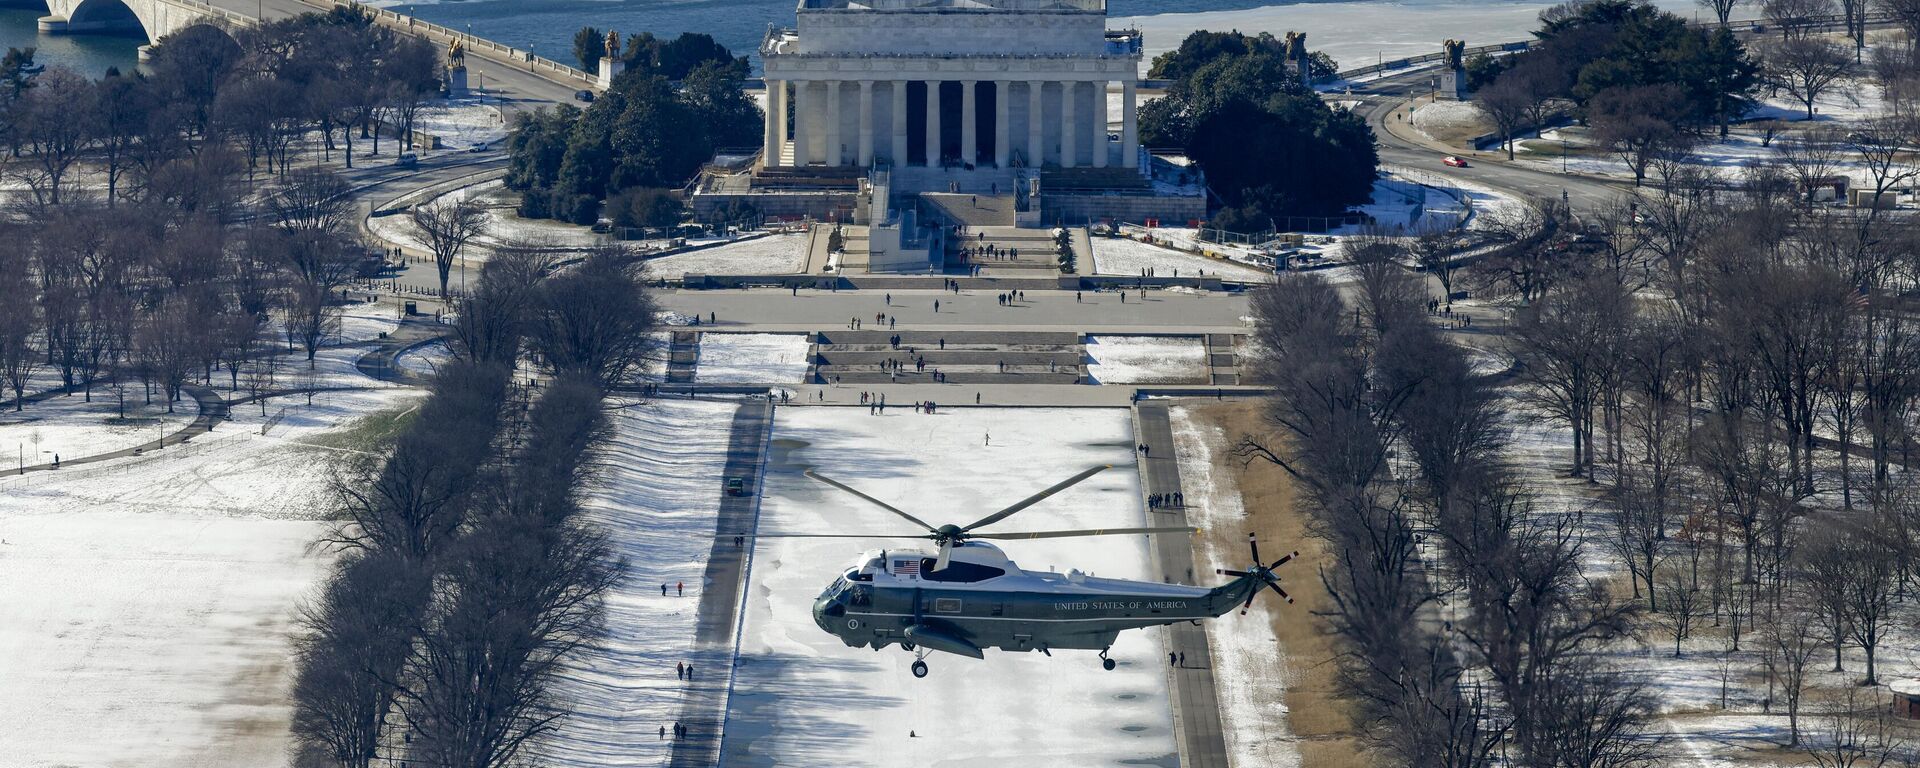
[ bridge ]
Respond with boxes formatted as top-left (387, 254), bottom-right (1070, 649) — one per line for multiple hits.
top-left (29, 0), bottom-right (594, 104)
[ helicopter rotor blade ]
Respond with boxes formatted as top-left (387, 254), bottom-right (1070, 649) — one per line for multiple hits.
top-left (959, 465), bottom-right (1114, 533)
top-left (1239, 590), bottom-right (1256, 616)
top-left (1216, 568), bottom-right (1250, 577)
top-left (1271, 551), bottom-right (1300, 569)
top-left (1247, 533), bottom-right (1261, 566)
top-left (934, 539), bottom-right (953, 572)
top-left (970, 525), bottom-right (1197, 541)
top-left (1268, 582), bottom-right (1294, 604)
top-left (727, 533), bottom-right (935, 539)
top-left (803, 470), bottom-right (937, 532)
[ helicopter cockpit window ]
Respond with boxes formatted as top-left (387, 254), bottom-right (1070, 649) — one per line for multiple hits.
top-left (920, 560), bottom-right (1007, 583)
top-left (845, 568), bottom-right (873, 583)
top-left (848, 584), bottom-right (872, 607)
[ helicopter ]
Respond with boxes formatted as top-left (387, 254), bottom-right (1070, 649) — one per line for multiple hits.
top-left (750, 464), bottom-right (1296, 678)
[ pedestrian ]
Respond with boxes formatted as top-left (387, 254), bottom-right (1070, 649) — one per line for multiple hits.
top-left (885, 292), bottom-right (892, 306)
top-left (985, 432), bottom-right (991, 446)
top-left (661, 583), bottom-right (668, 596)
top-left (1178, 652), bottom-right (1185, 666)
top-left (975, 392), bottom-right (981, 404)
top-left (933, 300), bottom-right (940, 312)
top-left (939, 338), bottom-right (945, 349)
top-left (889, 317), bottom-right (896, 329)
top-left (677, 581), bottom-right (684, 596)
top-left (1075, 291), bottom-right (1082, 302)
top-left (1120, 291), bottom-right (1126, 303)
top-left (1143, 444), bottom-right (1151, 457)
top-left (687, 664), bottom-right (695, 680)
top-left (1170, 652), bottom-right (1177, 667)
top-left (677, 661), bottom-right (685, 680)
top-left (709, 311), bottom-right (716, 324)
top-left (660, 725), bottom-right (667, 739)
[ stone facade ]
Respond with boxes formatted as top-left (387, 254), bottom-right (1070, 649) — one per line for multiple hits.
top-left (760, 0), bottom-right (1142, 174)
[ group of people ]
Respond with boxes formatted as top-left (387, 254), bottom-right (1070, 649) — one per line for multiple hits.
top-left (963, 244), bottom-right (1019, 262)
top-left (1148, 492), bottom-right (1184, 509)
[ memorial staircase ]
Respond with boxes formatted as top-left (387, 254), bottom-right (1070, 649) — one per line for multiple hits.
top-left (810, 330), bottom-right (1085, 385)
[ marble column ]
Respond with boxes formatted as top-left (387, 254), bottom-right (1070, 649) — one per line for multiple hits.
top-left (1122, 80), bottom-right (1139, 169)
top-left (762, 80), bottom-right (780, 165)
top-left (825, 80), bottom-right (843, 167)
top-left (925, 79), bottom-right (942, 167)
top-left (891, 80), bottom-right (908, 167)
top-left (858, 80), bottom-right (874, 167)
top-left (791, 81), bottom-right (811, 166)
top-left (1091, 80), bottom-right (1108, 169)
top-left (774, 81), bottom-right (789, 165)
top-left (960, 80), bottom-right (977, 167)
top-left (993, 81), bottom-right (1010, 168)
top-left (1060, 80), bottom-right (1076, 169)
top-left (1028, 80), bottom-right (1044, 167)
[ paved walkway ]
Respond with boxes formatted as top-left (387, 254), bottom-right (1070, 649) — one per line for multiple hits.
top-left (1, 385), bottom-right (227, 477)
top-left (671, 399), bottom-right (775, 768)
top-left (354, 319), bottom-right (454, 385)
top-left (1135, 402), bottom-right (1231, 768)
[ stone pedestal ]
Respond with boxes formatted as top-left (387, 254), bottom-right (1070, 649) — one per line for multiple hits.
top-left (1439, 68), bottom-right (1468, 100)
top-left (448, 66), bottom-right (469, 98)
top-left (598, 57), bottom-right (624, 90)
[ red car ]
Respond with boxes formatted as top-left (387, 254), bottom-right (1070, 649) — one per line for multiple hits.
top-left (1442, 155), bottom-right (1469, 168)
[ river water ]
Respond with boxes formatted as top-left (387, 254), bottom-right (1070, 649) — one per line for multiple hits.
top-left (0, 5), bottom-right (140, 76)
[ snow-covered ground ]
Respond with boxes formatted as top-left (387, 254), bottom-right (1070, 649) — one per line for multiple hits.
top-left (0, 394), bottom-right (198, 466)
top-left (414, 96), bottom-right (511, 151)
top-left (366, 180), bottom-right (606, 257)
top-left (1410, 99), bottom-right (1489, 143)
top-left (639, 233), bottom-right (808, 278)
top-left (395, 340), bottom-right (454, 379)
top-left (0, 379), bottom-right (422, 767)
top-left (726, 407), bottom-right (1176, 766)
top-left (694, 333), bottom-right (810, 384)
top-left (542, 398), bottom-right (742, 767)
top-left (1089, 235), bottom-right (1274, 281)
top-left (1749, 77), bottom-right (1887, 124)
top-left (1171, 407), bottom-right (1303, 768)
top-left (1085, 335), bottom-right (1211, 385)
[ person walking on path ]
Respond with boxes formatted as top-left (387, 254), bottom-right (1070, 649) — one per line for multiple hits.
top-left (677, 581), bottom-right (684, 596)
top-left (677, 661), bottom-right (685, 680)
top-left (661, 583), bottom-right (668, 596)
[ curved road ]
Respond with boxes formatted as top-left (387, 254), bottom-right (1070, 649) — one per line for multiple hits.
top-left (1344, 66), bottom-right (1631, 213)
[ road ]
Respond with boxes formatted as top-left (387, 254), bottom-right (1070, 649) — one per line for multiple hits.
top-left (1342, 66), bottom-right (1630, 214)
top-left (203, 0), bottom-right (581, 108)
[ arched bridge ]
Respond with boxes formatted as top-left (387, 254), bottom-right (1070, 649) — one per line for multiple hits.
top-left (35, 0), bottom-right (253, 46)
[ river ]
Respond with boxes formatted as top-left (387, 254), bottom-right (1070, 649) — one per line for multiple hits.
top-left (0, 4), bottom-right (140, 77)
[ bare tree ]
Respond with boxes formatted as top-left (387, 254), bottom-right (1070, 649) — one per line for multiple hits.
top-left (12, 67), bottom-right (94, 208)
top-left (1763, 0), bottom-right (1840, 40)
top-left (1803, 687), bottom-right (1910, 768)
top-left (1776, 126), bottom-right (1848, 204)
top-left (290, 551), bottom-right (430, 768)
top-left (528, 249), bottom-right (660, 389)
top-left (1763, 37), bottom-right (1854, 120)
top-left (1476, 74), bottom-right (1534, 160)
top-left (0, 249), bottom-right (40, 411)
top-left (411, 196), bottom-right (489, 302)
top-left (1763, 599), bottom-right (1827, 746)
top-left (1849, 114), bottom-right (1920, 219)
top-left (1512, 274), bottom-right (1631, 478)
top-left (1698, 0), bottom-right (1742, 25)
top-left (1652, 570), bottom-right (1705, 657)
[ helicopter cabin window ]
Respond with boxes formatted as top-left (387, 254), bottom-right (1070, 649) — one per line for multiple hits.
top-left (919, 560), bottom-right (1006, 583)
top-left (844, 568), bottom-right (872, 583)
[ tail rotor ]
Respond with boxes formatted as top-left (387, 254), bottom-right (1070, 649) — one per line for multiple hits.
top-left (1215, 533), bottom-right (1298, 614)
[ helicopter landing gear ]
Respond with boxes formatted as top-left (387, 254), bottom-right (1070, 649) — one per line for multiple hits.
top-left (1099, 648), bottom-right (1116, 671)
top-left (910, 645), bottom-right (931, 678)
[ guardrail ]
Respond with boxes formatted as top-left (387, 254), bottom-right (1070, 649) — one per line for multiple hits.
top-left (304, 0), bottom-right (596, 88)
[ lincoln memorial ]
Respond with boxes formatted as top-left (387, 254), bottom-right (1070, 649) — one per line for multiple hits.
top-left (760, 0), bottom-right (1141, 172)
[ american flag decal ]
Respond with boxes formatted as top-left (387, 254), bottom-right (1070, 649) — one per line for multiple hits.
top-left (893, 559), bottom-right (920, 576)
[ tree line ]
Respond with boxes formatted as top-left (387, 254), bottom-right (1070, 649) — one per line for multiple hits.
top-left (1141, 31), bottom-right (1379, 228)
top-left (506, 33), bottom-right (758, 226)
top-left (291, 248), bottom-right (658, 767)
